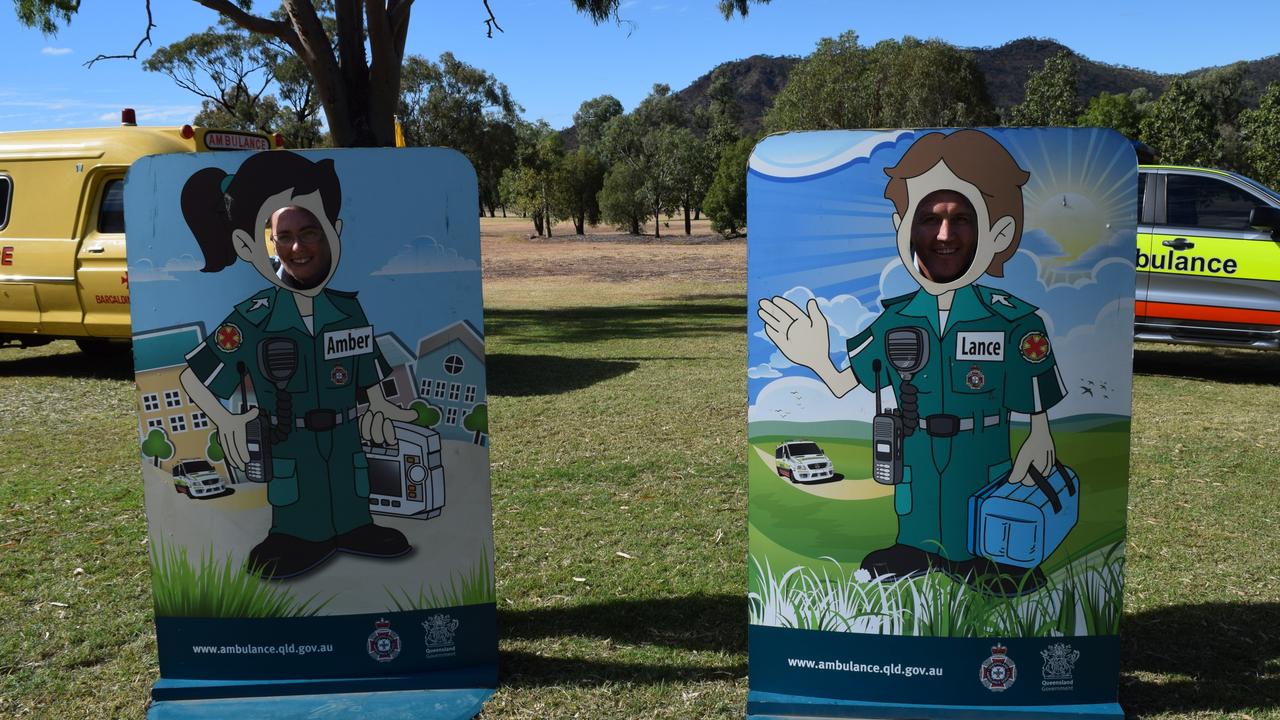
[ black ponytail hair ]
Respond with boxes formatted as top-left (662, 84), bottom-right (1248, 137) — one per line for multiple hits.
top-left (180, 151), bottom-right (342, 273)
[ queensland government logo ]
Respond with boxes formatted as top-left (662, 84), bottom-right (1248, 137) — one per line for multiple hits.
top-left (1040, 642), bottom-right (1079, 692)
top-left (979, 644), bottom-right (1016, 692)
top-left (423, 613), bottom-right (459, 658)
top-left (367, 618), bottom-right (401, 662)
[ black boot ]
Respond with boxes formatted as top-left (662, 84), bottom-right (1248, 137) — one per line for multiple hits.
top-left (247, 533), bottom-right (335, 580)
top-left (860, 543), bottom-right (947, 580)
top-left (950, 556), bottom-right (1047, 596)
top-left (334, 523), bottom-right (411, 558)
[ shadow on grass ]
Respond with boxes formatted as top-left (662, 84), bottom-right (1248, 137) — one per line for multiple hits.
top-left (1134, 344), bottom-right (1280, 385)
top-left (0, 345), bottom-right (133, 380)
top-left (498, 594), bottom-right (746, 687)
top-left (499, 649), bottom-right (746, 688)
top-left (485, 302), bottom-right (744, 345)
top-left (486, 354), bottom-right (640, 397)
top-left (1121, 601), bottom-right (1280, 716)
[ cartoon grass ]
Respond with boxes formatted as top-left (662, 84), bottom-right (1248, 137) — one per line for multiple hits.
top-left (748, 542), bottom-right (1125, 637)
top-left (385, 549), bottom-right (495, 611)
top-left (149, 540), bottom-right (331, 618)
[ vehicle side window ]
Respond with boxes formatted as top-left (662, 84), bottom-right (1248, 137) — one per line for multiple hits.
top-left (0, 175), bottom-right (11, 230)
top-left (98, 179), bottom-right (125, 233)
top-left (1165, 174), bottom-right (1258, 231)
top-left (775, 447), bottom-right (784, 460)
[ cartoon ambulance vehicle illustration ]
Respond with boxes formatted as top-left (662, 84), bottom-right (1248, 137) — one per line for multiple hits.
top-left (171, 459), bottom-right (229, 498)
top-left (774, 440), bottom-right (835, 483)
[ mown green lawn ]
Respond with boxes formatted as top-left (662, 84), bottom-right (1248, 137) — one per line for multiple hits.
top-left (1, 280), bottom-right (1277, 718)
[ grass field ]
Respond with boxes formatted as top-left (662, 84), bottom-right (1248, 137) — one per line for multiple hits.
top-left (1, 220), bottom-right (1278, 718)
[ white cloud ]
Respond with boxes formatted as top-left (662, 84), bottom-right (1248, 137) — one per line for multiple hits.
top-left (128, 255), bottom-right (203, 283)
top-left (371, 236), bottom-right (479, 276)
top-left (747, 363), bottom-right (781, 379)
top-left (41, 47), bottom-right (72, 56)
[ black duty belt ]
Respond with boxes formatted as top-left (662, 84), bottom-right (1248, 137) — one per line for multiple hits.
top-left (918, 413), bottom-right (1002, 437)
top-left (272, 407), bottom-right (359, 431)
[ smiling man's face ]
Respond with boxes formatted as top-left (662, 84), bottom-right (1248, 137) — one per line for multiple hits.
top-left (271, 205), bottom-right (332, 290)
top-left (910, 190), bottom-right (978, 284)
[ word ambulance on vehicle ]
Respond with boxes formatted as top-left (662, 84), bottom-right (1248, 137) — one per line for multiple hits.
top-left (0, 110), bottom-right (279, 354)
top-left (1136, 164), bottom-right (1280, 349)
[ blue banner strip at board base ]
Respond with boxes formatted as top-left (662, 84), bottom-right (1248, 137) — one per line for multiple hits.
top-left (148, 687), bottom-right (494, 720)
top-left (151, 663), bottom-right (496, 703)
top-left (747, 691), bottom-right (1123, 720)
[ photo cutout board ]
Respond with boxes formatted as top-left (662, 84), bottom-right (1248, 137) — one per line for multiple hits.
top-left (746, 128), bottom-right (1135, 720)
top-left (127, 148), bottom-right (495, 716)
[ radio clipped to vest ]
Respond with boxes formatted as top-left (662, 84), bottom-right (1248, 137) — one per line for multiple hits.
top-left (870, 327), bottom-right (928, 485)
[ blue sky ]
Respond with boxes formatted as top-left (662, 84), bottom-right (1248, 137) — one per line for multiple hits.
top-left (1, 0), bottom-right (1279, 133)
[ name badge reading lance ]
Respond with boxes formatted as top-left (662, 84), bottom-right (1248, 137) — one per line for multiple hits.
top-left (957, 331), bottom-right (1004, 362)
top-left (325, 325), bottom-right (374, 359)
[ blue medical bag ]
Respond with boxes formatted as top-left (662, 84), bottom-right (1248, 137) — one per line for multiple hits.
top-left (967, 461), bottom-right (1079, 569)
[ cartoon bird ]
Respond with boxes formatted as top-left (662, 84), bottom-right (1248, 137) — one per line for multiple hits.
top-left (1080, 386), bottom-right (1094, 396)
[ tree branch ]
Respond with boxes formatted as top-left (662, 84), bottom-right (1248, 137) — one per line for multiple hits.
top-left (482, 0), bottom-right (503, 38)
top-left (192, 0), bottom-right (291, 38)
top-left (84, 0), bottom-right (156, 68)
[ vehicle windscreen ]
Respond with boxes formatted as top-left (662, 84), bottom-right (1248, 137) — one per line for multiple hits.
top-left (786, 443), bottom-right (823, 456)
top-left (180, 461), bottom-right (215, 473)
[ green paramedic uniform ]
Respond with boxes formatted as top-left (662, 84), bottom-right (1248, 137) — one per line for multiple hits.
top-left (846, 284), bottom-right (1067, 562)
top-left (187, 285), bottom-right (388, 543)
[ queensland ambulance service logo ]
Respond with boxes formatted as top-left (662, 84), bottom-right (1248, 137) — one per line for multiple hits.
top-left (330, 364), bottom-right (349, 386)
top-left (367, 618), bottom-right (401, 662)
top-left (423, 613), bottom-right (459, 658)
top-left (1019, 331), bottom-right (1050, 363)
top-left (980, 644), bottom-right (1017, 692)
top-left (214, 322), bottom-right (243, 353)
top-left (965, 364), bottom-right (985, 390)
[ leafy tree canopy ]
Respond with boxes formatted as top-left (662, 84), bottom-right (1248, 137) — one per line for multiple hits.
top-left (766, 31), bottom-right (994, 132)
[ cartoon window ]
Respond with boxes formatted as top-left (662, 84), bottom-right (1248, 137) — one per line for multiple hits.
top-left (1166, 174), bottom-right (1258, 231)
top-left (434, 380), bottom-right (447, 399)
top-left (775, 446), bottom-right (785, 459)
top-left (443, 354), bottom-right (465, 375)
top-left (419, 378), bottom-right (432, 397)
top-left (445, 407), bottom-right (458, 425)
top-left (169, 415), bottom-right (187, 433)
top-left (0, 176), bottom-right (10, 230)
top-left (191, 412), bottom-right (209, 430)
top-left (147, 418), bottom-right (164, 430)
top-left (142, 393), bottom-right (160, 412)
top-left (164, 390), bottom-right (183, 408)
top-left (448, 382), bottom-right (461, 401)
top-left (464, 385), bottom-right (477, 403)
top-left (98, 179), bottom-right (125, 234)
top-left (381, 377), bottom-right (399, 399)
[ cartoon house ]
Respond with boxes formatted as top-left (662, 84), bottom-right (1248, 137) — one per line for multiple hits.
top-left (375, 332), bottom-right (418, 409)
top-left (133, 324), bottom-right (227, 479)
top-left (414, 320), bottom-right (485, 443)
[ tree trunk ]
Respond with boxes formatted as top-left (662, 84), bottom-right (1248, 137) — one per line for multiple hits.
top-left (630, 216), bottom-right (641, 235)
top-left (544, 202), bottom-right (553, 237)
top-left (654, 204), bottom-right (662, 238)
top-left (533, 212), bottom-right (544, 237)
top-left (684, 204), bottom-right (692, 235)
top-left (574, 212), bottom-right (585, 235)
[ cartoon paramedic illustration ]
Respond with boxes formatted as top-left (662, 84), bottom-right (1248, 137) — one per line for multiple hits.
top-left (757, 130), bottom-right (1069, 591)
top-left (177, 150), bottom-right (417, 580)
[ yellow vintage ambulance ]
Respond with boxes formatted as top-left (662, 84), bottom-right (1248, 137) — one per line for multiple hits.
top-left (0, 110), bottom-right (276, 354)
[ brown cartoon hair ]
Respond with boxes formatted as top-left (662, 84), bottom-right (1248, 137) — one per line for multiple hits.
top-left (180, 151), bottom-right (341, 273)
top-left (883, 130), bottom-right (1030, 277)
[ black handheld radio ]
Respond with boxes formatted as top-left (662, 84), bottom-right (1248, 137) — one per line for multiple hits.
top-left (870, 327), bottom-right (928, 485)
top-left (238, 338), bottom-right (299, 482)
